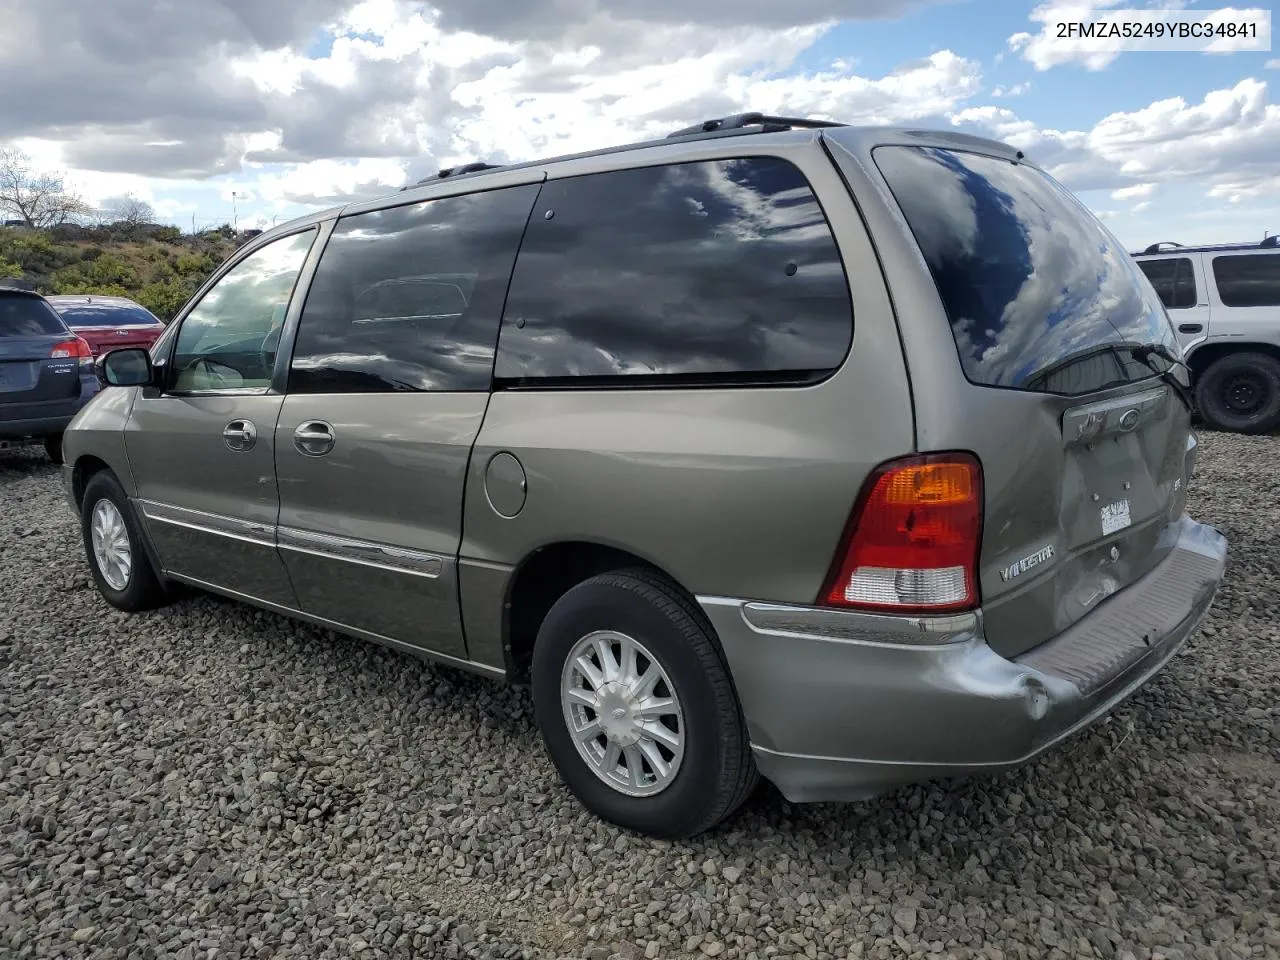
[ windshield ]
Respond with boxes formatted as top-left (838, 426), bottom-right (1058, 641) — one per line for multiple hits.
top-left (0, 294), bottom-right (69, 337)
top-left (873, 145), bottom-right (1179, 396)
top-left (51, 301), bottom-right (162, 328)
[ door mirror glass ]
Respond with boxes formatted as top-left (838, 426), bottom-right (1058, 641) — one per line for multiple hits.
top-left (98, 347), bottom-right (153, 387)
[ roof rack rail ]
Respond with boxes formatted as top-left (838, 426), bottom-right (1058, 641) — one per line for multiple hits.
top-left (402, 161), bottom-right (504, 191)
top-left (1137, 237), bottom-right (1280, 256)
top-left (437, 161), bottom-right (503, 179)
top-left (665, 112), bottom-right (847, 139)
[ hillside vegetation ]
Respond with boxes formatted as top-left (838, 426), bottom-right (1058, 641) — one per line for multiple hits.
top-left (0, 223), bottom-right (244, 321)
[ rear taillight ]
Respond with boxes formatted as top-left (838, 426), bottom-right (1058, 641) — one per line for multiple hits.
top-left (51, 337), bottom-right (93, 364)
top-left (819, 453), bottom-right (983, 614)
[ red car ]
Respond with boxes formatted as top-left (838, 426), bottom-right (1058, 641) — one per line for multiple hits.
top-left (45, 294), bottom-right (165, 358)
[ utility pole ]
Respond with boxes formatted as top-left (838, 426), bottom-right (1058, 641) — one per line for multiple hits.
top-left (231, 191), bottom-right (239, 231)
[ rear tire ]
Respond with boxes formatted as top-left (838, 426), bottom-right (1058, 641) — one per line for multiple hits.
top-left (1195, 352), bottom-right (1280, 434)
top-left (531, 568), bottom-right (757, 839)
top-left (43, 434), bottom-right (63, 464)
top-left (80, 471), bottom-right (169, 612)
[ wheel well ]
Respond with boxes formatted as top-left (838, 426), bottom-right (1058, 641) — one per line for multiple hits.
top-left (71, 456), bottom-right (111, 509)
top-left (504, 542), bottom-right (673, 683)
top-left (1186, 342), bottom-right (1280, 381)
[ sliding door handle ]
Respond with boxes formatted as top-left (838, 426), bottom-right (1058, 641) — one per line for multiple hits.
top-left (293, 420), bottom-right (335, 457)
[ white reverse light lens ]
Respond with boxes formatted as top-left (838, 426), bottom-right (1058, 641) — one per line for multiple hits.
top-left (842, 566), bottom-right (969, 608)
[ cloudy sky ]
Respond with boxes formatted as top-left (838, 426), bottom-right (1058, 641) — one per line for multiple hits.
top-left (2, 0), bottom-right (1276, 249)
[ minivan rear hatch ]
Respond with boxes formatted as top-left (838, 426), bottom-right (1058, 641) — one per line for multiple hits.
top-left (870, 143), bottom-right (1195, 658)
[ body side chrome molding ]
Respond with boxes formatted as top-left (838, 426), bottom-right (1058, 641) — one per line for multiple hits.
top-left (137, 498), bottom-right (448, 579)
top-left (275, 525), bottom-right (445, 579)
top-left (137, 499), bottom-right (275, 547)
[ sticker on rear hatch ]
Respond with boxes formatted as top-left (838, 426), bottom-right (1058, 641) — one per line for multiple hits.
top-left (1101, 499), bottom-right (1131, 536)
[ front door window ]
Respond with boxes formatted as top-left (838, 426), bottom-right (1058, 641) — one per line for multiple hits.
top-left (170, 229), bottom-right (317, 392)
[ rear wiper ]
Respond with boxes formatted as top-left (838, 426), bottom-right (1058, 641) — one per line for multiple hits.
top-left (1132, 343), bottom-right (1194, 413)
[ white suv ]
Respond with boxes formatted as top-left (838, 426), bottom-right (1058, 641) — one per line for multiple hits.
top-left (1134, 237), bottom-right (1280, 433)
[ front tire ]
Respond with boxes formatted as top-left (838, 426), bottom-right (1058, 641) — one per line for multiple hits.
top-left (80, 471), bottom-right (169, 612)
top-left (531, 569), bottom-right (757, 839)
top-left (1195, 352), bottom-right (1280, 434)
top-left (43, 433), bottom-right (63, 464)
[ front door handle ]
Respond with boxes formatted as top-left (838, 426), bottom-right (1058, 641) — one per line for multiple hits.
top-left (222, 419), bottom-right (257, 452)
top-left (294, 420), bottom-right (335, 457)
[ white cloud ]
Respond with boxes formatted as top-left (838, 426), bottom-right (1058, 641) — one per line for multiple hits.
top-left (2, 0), bottom-right (1274, 251)
top-left (252, 157), bottom-right (410, 206)
top-left (1266, 58), bottom-right (1280, 69)
top-left (1206, 174), bottom-right (1280, 203)
top-left (1111, 183), bottom-right (1156, 201)
top-left (991, 81), bottom-right (1032, 97)
top-left (0, 0), bottom-right (988, 222)
top-left (952, 78), bottom-right (1280, 202)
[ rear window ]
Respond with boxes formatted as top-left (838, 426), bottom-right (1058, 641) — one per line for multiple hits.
top-left (1212, 254), bottom-right (1280, 308)
top-left (51, 301), bottom-right (162, 327)
top-left (874, 145), bottom-right (1178, 396)
top-left (0, 294), bottom-right (68, 337)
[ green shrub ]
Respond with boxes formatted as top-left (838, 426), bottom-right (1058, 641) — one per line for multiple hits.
top-left (136, 280), bottom-right (194, 322)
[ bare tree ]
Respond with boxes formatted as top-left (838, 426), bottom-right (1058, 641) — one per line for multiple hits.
top-left (0, 147), bottom-right (91, 227)
top-left (101, 193), bottom-right (156, 229)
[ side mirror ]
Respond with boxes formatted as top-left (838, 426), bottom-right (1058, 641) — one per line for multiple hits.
top-left (97, 347), bottom-right (154, 387)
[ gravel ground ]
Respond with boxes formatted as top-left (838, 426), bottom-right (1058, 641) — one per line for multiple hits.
top-left (1, 432), bottom-right (1278, 960)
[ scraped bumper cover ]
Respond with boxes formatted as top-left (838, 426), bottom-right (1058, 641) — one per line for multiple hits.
top-left (698, 515), bottom-right (1227, 803)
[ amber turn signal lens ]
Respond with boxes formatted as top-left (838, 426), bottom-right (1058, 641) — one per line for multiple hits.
top-left (878, 462), bottom-right (976, 506)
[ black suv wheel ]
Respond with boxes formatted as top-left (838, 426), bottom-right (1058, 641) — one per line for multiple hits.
top-left (1195, 352), bottom-right (1280, 434)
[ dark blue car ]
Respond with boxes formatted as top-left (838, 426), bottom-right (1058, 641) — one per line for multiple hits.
top-left (0, 283), bottom-right (100, 462)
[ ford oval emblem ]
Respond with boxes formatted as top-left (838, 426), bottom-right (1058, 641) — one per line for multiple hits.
top-left (1118, 408), bottom-right (1141, 432)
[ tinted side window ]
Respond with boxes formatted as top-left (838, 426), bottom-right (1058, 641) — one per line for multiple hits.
top-left (289, 184), bottom-right (540, 393)
top-left (495, 157), bottom-right (852, 384)
top-left (171, 229), bottom-right (316, 392)
top-left (1137, 257), bottom-right (1196, 310)
top-left (1213, 254), bottom-right (1280, 308)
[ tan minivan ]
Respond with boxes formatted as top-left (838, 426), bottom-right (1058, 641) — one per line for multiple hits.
top-left (63, 114), bottom-right (1227, 838)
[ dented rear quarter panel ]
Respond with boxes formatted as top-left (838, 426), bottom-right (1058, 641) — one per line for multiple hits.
top-left (823, 128), bottom-right (1198, 658)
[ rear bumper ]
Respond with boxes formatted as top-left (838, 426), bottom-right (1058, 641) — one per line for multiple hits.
top-left (698, 514), bottom-right (1227, 803)
top-left (0, 374), bottom-right (98, 439)
top-left (0, 412), bottom-right (75, 439)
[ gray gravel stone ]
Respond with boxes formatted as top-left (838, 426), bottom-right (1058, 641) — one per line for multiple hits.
top-left (1, 432), bottom-right (1278, 960)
